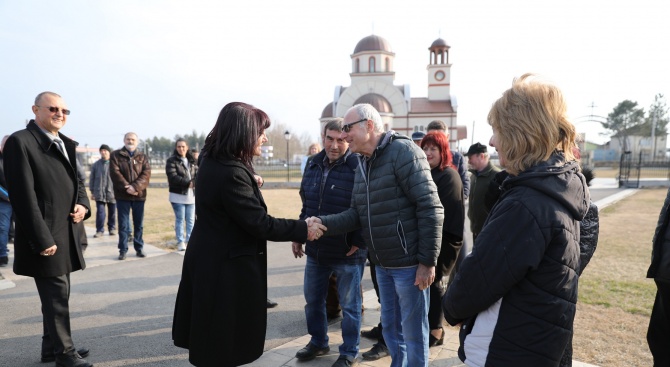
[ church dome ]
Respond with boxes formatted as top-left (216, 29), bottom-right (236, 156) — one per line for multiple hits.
top-left (430, 38), bottom-right (450, 49)
top-left (321, 102), bottom-right (334, 118)
top-left (354, 35), bottom-right (392, 53)
top-left (354, 93), bottom-right (392, 113)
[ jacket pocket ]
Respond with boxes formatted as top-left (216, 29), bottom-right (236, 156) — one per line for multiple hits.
top-left (396, 220), bottom-right (409, 255)
top-left (330, 184), bottom-right (352, 193)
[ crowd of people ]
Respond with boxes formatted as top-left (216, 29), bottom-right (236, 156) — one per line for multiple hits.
top-left (1, 74), bottom-right (667, 367)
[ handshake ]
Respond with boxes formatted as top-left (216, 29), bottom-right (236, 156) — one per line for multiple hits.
top-left (305, 217), bottom-right (327, 241)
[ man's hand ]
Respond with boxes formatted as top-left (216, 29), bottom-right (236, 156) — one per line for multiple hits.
top-left (125, 185), bottom-right (138, 196)
top-left (40, 245), bottom-right (57, 256)
top-left (70, 204), bottom-right (87, 223)
top-left (414, 263), bottom-right (435, 290)
top-left (291, 242), bottom-right (304, 258)
top-left (90, 195), bottom-right (96, 200)
top-left (306, 217), bottom-right (327, 241)
top-left (346, 245), bottom-right (359, 256)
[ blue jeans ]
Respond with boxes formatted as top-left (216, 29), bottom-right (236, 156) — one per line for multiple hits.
top-left (375, 265), bottom-right (430, 367)
top-left (116, 200), bottom-right (145, 254)
top-left (304, 256), bottom-right (364, 359)
top-left (0, 200), bottom-right (11, 258)
top-left (170, 202), bottom-right (194, 243)
top-left (95, 201), bottom-right (116, 233)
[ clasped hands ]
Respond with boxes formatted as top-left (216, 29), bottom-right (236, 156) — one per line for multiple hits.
top-left (305, 216), bottom-right (326, 242)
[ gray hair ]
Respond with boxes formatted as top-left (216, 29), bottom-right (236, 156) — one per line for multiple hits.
top-left (350, 104), bottom-right (384, 133)
top-left (426, 120), bottom-right (447, 132)
top-left (34, 91), bottom-right (62, 105)
top-left (322, 117), bottom-right (344, 136)
top-left (124, 132), bottom-right (139, 140)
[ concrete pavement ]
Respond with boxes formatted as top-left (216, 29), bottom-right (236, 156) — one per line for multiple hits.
top-left (0, 180), bottom-right (629, 366)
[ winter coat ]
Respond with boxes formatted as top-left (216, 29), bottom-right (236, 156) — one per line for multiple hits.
top-left (172, 156), bottom-right (308, 367)
top-left (3, 121), bottom-right (91, 277)
top-left (648, 186), bottom-right (670, 281)
top-left (89, 159), bottom-right (115, 203)
top-left (166, 154), bottom-right (198, 195)
top-left (299, 149), bottom-right (366, 265)
top-left (452, 151), bottom-right (471, 199)
top-left (468, 160), bottom-right (501, 235)
top-left (320, 131), bottom-right (444, 268)
top-left (443, 152), bottom-right (589, 367)
top-left (0, 150), bottom-right (8, 202)
top-left (109, 147), bottom-right (151, 201)
top-left (431, 166), bottom-right (464, 280)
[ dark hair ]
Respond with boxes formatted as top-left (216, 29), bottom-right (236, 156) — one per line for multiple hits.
top-left (420, 131), bottom-right (453, 171)
top-left (202, 102), bottom-right (270, 170)
top-left (173, 138), bottom-right (195, 161)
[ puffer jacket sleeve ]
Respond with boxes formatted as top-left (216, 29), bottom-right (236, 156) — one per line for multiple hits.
top-left (166, 156), bottom-right (191, 190)
top-left (578, 201), bottom-right (599, 275)
top-left (394, 143), bottom-right (444, 267)
top-left (443, 198), bottom-right (544, 325)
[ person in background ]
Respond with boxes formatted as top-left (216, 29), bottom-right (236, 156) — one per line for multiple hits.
top-left (443, 74), bottom-right (588, 366)
top-left (292, 118), bottom-right (365, 367)
top-left (420, 132), bottom-right (464, 348)
top-left (0, 135), bottom-right (10, 267)
top-left (465, 142), bottom-right (500, 241)
top-left (313, 103), bottom-right (444, 367)
top-left (89, 144), bottom-right (116, 238)
top-left (4, 91), bottom-right (92, 367)
top-left (190, 148), bottom-right (199, 162)
top-left (109, 132), bottom-right (151, 260)
top-left (172, 101), bottom-right (326, 367)
top-left (166, 138), bottom-right (197, 252)
top-left (411, 131), bottom-right (426, 145)
top-left (426, 120), bottom-right (470, 199)
top-left (648, 185), bottom-right (670, 366)
top-left (300, 143), bottom-right (322, 174)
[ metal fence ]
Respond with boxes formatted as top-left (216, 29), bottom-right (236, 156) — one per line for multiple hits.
top-left (618, 151), bottom-right (670, 188)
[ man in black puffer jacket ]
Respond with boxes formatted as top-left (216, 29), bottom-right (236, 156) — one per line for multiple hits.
top-left (314, 104), bottom-right (444, 367)
top-left (291, 118), bottom-right (366, 367)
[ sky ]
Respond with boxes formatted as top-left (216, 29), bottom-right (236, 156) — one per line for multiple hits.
top-left (2, 0), bottom-right (669, 151)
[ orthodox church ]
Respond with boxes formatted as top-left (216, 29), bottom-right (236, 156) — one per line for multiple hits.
top-left (320, 34), bottom-right (466, 146)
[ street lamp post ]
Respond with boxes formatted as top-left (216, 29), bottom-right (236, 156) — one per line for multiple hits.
top-left (284, 130), bottom-right (291, 182)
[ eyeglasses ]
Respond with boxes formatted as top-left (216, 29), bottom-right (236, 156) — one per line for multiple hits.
top-left (36, 105), bottom-right (71, 115)
top-left (342, 118), bottom-right (367, 133)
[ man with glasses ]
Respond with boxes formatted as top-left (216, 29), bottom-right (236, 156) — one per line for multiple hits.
top-left (3, 91), bottom-right (93, 367)
top-left (312, 104), bottom-right (444, 367)
top-left (109, 132), bottom-right (151, 260)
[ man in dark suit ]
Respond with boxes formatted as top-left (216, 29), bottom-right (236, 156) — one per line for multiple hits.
top-left (3, 91), bottom-right (93, 367)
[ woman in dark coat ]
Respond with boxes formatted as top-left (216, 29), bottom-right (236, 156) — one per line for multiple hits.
top-left (172, 102), bottom-right (325, 367)
top-left (420, 132), bottom-right (464, 347)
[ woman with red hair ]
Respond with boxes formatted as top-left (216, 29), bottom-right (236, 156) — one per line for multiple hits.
top-left (420, 132), bottom-right (464, 346)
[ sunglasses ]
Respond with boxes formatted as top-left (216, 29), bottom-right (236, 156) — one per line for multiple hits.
top-left (37, 105), bottom-right (71, 115)
top-left (342, 118), bottom-right (367, 133)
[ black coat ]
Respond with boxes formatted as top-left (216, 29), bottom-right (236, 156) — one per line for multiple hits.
top-left (3, 121), bottom-right (90, 277)
top-left (172, 156), bottom-right (308, 367)
top-left (165, 154), bottom-right (197, 195)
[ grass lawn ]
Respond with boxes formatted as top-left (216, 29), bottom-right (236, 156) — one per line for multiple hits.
top-left (89, 185), bottom-right (661, 365)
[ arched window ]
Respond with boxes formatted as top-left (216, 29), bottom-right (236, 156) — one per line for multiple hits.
top-left (355, 58), bottom-right (360, 73)
top-left (369, 57), bottom-right (376, 72)
top-left (385, 57), bottom-right (390, 72)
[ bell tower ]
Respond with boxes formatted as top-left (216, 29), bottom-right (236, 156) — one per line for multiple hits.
top-left (427, 38), bottom-right (451, 101)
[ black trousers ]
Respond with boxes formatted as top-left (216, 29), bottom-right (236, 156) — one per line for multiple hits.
top-left (34, 273), bottom-right (75, 356)
top-left (648, 278), bottom-right (670, 367)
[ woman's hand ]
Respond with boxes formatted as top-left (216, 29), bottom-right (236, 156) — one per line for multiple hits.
top-left (306, 217), bottom-right (327, 241)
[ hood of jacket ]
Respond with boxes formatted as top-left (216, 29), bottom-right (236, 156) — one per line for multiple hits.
top-left (502, 151), bottom-right (589, 221)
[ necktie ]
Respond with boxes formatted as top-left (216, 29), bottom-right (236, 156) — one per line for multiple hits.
top-left (54, 138), bottom-right (68, 159)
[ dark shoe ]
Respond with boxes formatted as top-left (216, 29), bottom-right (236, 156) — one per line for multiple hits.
top-left (0, 256), bottom-right (8, 267)
top-left (118, 253), bottom-right (126, 260)
top-left (429, 328), bottom-right (444, 347)
top-left (360, 325), bottom-right (382, 339)
top-left (295, 343), bottom-right (330, 361)
top-left (327, 312), bottom-right (341, 322)
top-left (331, 355), bottom-right (356, 367)
top-left (136, 251), bottom-right (146, 258)
top-left (54, 352), bottom-right (93, 367)
top-left (42, 348), bottom-right (89, 363)
top-left (93, 232), bottom-right (104, 238)
top-left (266, 298), bottom-right (278, 308)
top-left (362, 343), bottom-right (389, 361)
top-left (109, 230), bottom-right (116, 235)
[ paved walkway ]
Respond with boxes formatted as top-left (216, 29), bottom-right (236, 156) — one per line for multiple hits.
top-left (0, 184), bottom-right (631, 366)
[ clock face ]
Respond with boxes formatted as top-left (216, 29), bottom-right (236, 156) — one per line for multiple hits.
top-left (435, 70), bottom-right (445, 81)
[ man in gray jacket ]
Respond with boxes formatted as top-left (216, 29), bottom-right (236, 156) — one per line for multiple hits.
top-left (89, 144), bottom-right (116, 238)
top-left (314, 103), bottom-right (444, 367)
